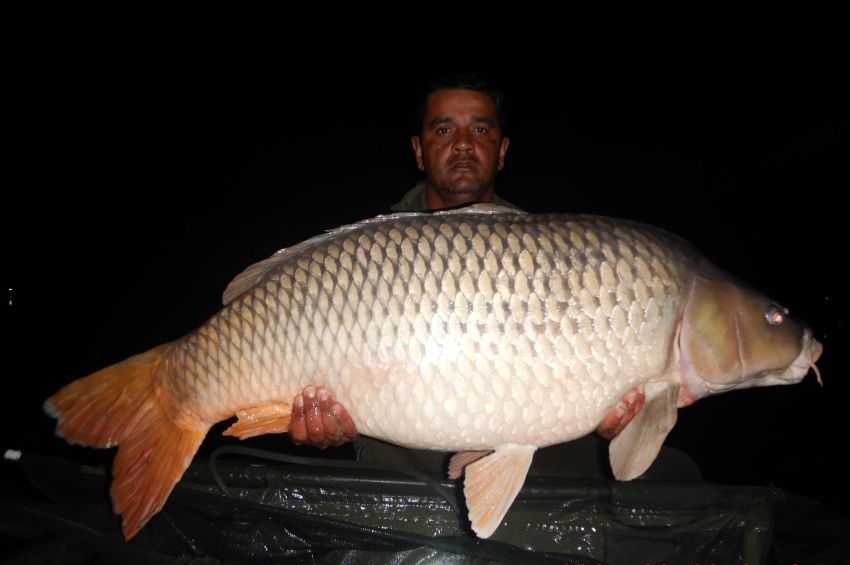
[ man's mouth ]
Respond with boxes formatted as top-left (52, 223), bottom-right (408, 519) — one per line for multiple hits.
top-left (450, 160), bottom-right (476, 171)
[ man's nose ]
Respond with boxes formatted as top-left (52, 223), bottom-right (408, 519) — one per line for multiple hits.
top-left (453, 130), bottom-right (473, 152)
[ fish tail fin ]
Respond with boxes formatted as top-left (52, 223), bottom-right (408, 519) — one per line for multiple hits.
top-left (44, 345), bottom-right (208, 540)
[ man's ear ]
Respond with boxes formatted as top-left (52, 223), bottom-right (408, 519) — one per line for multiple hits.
top-left (411, 136), bottom-right (424, 171)
top-left (498, 137), bottom-right (510, 171)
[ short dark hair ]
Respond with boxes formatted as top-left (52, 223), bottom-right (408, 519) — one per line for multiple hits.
top-left (413, 73), bottom-right (509, 137)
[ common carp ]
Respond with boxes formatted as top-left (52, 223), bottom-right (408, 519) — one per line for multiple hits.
top-left (45, 205), bottom-right (823, 540)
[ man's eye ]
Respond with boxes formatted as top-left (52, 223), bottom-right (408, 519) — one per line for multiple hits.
top-left (436, 127), bottom-right (450, 134)
top-left (474, 127), bottom-right (487, 134)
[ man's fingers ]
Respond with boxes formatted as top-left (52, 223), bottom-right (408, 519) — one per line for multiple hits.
top-left (304, 386), bottom-right (330, 447)
top-left (287, 385), bottom-right (358, 449)
top-left (330, 402), bottom-right (358, 444)
top-left (316, 387), bottom-right (357, 447)
top-left (289, 393), bottom-right (308, 445)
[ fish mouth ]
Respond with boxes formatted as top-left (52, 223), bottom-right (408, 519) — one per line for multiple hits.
top-left (810, 337), bottom-right (824, 364)
top-left (802, 333), bottom-right (823, 385)
top-left (696, 328), bottom-right (824, 395)
top-left (755, 328), bottom-right (824, 388)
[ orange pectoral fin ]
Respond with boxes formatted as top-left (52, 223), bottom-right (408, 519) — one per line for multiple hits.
top-left (222, 403), bottom-right (292, 440)
top-left (608, 382), bottom-right (679, 481)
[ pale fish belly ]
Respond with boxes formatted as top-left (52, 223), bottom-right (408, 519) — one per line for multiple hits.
top-left (173, 213), bottom-right (693, 448)
top-left (331, 292), bottom-right (682, 450)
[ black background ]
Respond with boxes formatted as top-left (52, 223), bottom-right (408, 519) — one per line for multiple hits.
top-left (4, 6), bottom-right (848, 518)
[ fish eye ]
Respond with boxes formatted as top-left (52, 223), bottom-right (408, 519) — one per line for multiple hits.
top-left (765, 304), bottom-right (789, 326)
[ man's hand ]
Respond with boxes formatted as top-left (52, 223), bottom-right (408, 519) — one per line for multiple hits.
top-left (289, 385), bottom-right (358, 448)
top-left (595, 387), bottom-right (645, 440)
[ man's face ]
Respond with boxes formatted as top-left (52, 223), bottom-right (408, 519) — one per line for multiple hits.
top-left (412, 89), bottom-right (510, 207)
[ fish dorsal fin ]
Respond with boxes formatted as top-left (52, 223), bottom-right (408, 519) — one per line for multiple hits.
top-left (462, 444), bottom-right (536, 538)
top-left (608, 382), bottom-right (679, 480)
top-left (221, 206), bottom-right (521, 305)
top-left (222, 252), bottom-right (294, 306)
top-left (435, 202), bottom-right (526, 215)
top-left (221, 212), bottom-right (428, 305)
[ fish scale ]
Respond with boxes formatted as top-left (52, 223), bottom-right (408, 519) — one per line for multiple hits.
top-left (166, 213), bottom-right (691, 450)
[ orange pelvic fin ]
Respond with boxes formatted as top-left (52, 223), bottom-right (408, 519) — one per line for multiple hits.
top-left (44, 345), bottom-right (209, 540)
top-left (463, 444), bottom-right (536, 538)
top-left (223, 403), bottom-right (292, 440)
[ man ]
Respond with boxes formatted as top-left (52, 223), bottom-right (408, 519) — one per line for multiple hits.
top-left (283, 74), bottom-right (528, 472)
top-left (390, 73), bottom-right (519, 212)
top-left (286, 74), bottom-right (701, 481)
top-left (287, 73), bottom-right (515, 452)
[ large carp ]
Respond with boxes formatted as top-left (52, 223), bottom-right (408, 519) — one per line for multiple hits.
top-left (45, 205), bottom-right (823, 540)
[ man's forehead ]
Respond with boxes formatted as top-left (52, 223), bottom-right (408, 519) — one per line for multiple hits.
top-left (424, 89), bottom-right (498, 120)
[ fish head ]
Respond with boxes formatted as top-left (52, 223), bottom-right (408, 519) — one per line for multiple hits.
top-left (678, 275), bottom-right (823, 404)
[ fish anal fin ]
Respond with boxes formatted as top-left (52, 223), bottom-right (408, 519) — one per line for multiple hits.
top-left (222, 403), bottom-right (292, 440)
top-left (448, 450), bottom-right (492, 479)
top-left (608, 382), bottom-right (679, 480)
top-left (463, 444), bottom-right (536, 538)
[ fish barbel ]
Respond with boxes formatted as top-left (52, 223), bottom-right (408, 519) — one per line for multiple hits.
top-left (45, 204), bottom-right (823, 540)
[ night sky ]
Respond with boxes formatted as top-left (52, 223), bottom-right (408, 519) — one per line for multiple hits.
top-left (4, 7), bottom-right (848, 519)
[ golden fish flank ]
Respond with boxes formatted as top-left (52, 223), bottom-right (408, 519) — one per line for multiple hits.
top-left (45, 205), bottom-right (822, 540)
